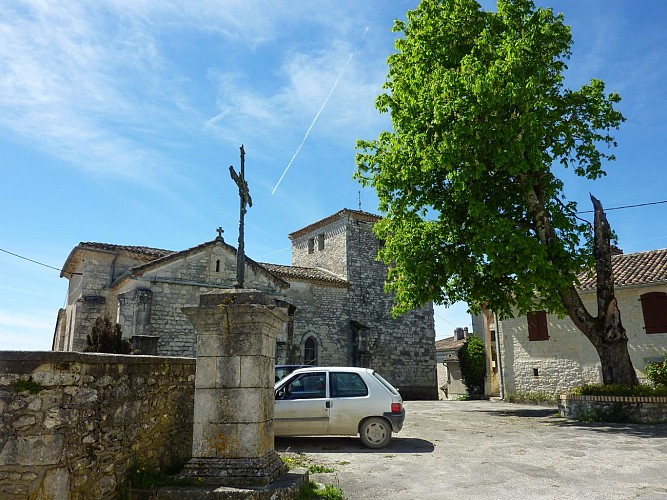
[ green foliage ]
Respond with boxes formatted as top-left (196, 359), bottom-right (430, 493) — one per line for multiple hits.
top-left (645, 358), bottom-right (667, 387)
top-left (355, 0), bottom-right (624, 320)
top-left (457, 335), bottom-right (486, 395)
top-left (85, 314), bottom-right (131, 354)
top-left (570, 383), bottom-right (667, 397)
top-left (296, 482), bottom-right (344, 500)
top-left (12, 378), bottom-right (44, 394)
top-left (505, 391), bottom-right (557, 405)
top-left (282, 454), bottom-right (334, 474)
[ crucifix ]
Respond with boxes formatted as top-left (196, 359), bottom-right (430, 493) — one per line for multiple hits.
top-left (229, 144), bottom-right (252, 288)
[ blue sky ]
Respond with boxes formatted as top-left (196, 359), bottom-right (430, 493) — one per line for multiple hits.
top-left (1, 0), bottom-right (666, 351)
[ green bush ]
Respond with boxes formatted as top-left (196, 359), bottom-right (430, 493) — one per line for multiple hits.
top-left (457, 335), bottom-right (486, 396)
top-left (505, 391), bottom-right (557, 405)
top-left (570, 383), bottom-right (667, 397)
top-left (85, 315), bottom-right (131, 354)
top-left (646, 358), bottom-right (667, 387)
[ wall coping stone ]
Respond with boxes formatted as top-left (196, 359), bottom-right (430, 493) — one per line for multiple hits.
top-left (559, 394), bottom-right (667, 403)
top-left (0, 351), bottom-right (195, 365)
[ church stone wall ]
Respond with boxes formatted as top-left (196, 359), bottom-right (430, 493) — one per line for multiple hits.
top-left (288, 213), bottom-right (437, 400)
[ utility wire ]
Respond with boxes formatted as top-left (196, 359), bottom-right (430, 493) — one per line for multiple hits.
top-left (577, 199), bottom-right (667, 214)
top-left (2, 199), bottom-right (665, 275)
top-left (0, 247), bottom-right (63, 272)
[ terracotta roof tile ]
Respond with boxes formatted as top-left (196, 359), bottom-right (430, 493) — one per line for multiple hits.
top-left (577, 248), bottom-right (667, 290)
top-left (288, 209), bottom-right (381, 239)
top-left (435, 337), bottom-right (466, 351)
top-left (78, 242), bottom-right (175, 261)
top-left (260, 263), bottom-right (348, 287)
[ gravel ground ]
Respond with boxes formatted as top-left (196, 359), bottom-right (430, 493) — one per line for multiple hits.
top-left (275, 399), bottom-right (667, 500)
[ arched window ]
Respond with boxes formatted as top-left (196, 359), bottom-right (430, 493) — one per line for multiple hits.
top-left (304, 336), bottom-right (318, 365)
top-left (215, 259), bottom-right (221, 273)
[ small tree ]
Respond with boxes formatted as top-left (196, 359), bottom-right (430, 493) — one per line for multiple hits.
top-left (646, 358), bottom-right (667, 388)
top-left (85, 315), bottom-right (131, 354)
top-left (458, 336), bottom-right (486, 396)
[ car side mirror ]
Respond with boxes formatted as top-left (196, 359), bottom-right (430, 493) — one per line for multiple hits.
top-left (275, 387), bottom-right (286, 400)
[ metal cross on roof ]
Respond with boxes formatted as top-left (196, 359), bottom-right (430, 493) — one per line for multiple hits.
top-left (229, 144), bottom-right (252, 288)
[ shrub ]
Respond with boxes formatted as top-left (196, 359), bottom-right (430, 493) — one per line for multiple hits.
top-left (505, 391), bottom-right (557, 405)
top-left (646, 358), bottom-right (667, 387)
top-left (457, 335), bottom-right (486, 396)
top-left (85, 315), bottom-right (131, 354)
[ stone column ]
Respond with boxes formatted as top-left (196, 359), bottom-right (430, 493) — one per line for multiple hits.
top-left (179, 289), bottom-right (287, 486)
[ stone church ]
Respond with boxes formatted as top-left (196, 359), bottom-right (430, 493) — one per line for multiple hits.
top-left (53, 209), bottom-right (437, 399)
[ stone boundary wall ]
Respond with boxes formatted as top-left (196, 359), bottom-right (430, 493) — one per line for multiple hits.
top-left (0, 351), bottom-right (195, 499)
top-left (559, 394), bottom-right (667, 423)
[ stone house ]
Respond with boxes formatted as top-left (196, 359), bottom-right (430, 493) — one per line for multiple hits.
top-left (53, 209), bottom-right (438, 399)
top-left (473, 248), bottom-right (667, 396)
top-left (435, 329), bottom-right (467, 400)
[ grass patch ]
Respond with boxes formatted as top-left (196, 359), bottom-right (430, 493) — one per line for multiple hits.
top-left (296, 481), bottom-right (344, 500)
top-left (281, 453), bottom-right (334, 474)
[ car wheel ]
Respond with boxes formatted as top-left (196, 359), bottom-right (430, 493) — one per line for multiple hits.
top-left (359, 417), bottom-right (392, 449)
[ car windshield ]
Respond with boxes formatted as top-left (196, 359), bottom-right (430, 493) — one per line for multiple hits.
top-left (372, 371), bottom-right (400, 396)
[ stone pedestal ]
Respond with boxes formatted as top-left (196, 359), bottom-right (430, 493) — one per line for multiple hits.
top-left (180, 289), bottom-right (288, 486)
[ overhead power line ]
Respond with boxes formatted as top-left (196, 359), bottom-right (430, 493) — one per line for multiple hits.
top-left (577, 199), bottom-right (667, 214)
top-left (0, 247), bottom-right (63, 272)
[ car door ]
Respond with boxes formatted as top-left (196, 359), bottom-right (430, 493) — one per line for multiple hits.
top-left (327, 371), bottom-right (373, 435)
top-left (274, 371), bottom-right (330, 436)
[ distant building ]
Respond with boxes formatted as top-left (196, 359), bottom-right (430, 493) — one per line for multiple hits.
top-left (54, 209), bottom-right (438, 399)
top-left (435, 328), bottom-right (468, 400)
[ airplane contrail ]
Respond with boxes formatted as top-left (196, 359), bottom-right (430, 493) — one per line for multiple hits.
top-left (272, 26), bottom-right (370, 196)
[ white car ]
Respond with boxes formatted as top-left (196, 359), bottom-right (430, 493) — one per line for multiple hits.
top-left (274, 366), bottom-right (404, 448)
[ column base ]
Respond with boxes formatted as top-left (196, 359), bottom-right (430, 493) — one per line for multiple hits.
top-left (179, 451), bottom-right (286, 487)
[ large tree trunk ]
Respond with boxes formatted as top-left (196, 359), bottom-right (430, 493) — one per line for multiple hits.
top-left (560, 196), bottom-right (638, 385)
top-left (525, 181), bottom-right (638, 385)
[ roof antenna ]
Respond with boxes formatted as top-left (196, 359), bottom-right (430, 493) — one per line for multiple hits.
top-left (358, 191), bottom-right (362, 211)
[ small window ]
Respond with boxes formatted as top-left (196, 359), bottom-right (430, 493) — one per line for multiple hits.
top-left (640, 292), bottom-right (667, 334)
top-left (533, 368), bottom-right (539, 377)
top-left (304, 336), bottom-right (318, 365)
top-left (527, 311), bottom-right (549, 341)
top-left (317, 233), bottom-right (325, 251)
top-left (307, 238), bottom-right (315, 254)
top-left (330, 372), bottom-right (368, 398)
top-left (215, 259), bottom-right (221, 273)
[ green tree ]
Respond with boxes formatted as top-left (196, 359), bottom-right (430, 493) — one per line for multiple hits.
top-left (356, 0), bottom-right (638, 385)
top-left (85, 314), bottom-right (131, 354)
top-left (457, 335), bottom-right (486, 396)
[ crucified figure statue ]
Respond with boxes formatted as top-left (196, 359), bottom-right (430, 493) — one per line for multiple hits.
top-left (229, 144), bottom-right (252, 288)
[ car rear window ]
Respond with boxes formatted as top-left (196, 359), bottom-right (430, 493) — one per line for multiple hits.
top-left (372, 372), bottom-right (400, 396)
top-left (330, 372), bottom-right (368, 398)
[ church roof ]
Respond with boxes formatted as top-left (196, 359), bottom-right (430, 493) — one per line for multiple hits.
top-left (260, 263), bottom-right (349, 287)
top-left (60, 242), bottom-right (175, 277)
top-left (576, 247), bottom-right (667, 291)
top-left (288, 209), bottom-right (381, 240)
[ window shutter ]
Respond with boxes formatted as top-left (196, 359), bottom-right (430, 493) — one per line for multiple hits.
top-left (527, 311), bottom-right (549, 341)
top-left (640, 292), bottom-right (667, 334)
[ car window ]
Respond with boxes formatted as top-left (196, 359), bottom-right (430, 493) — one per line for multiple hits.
top-left (330, 372), bottom-right (368, 398)
top-left (281, 372), bottom-right (326, 399)
top-left (372, 371), bottom-right (400, 396)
